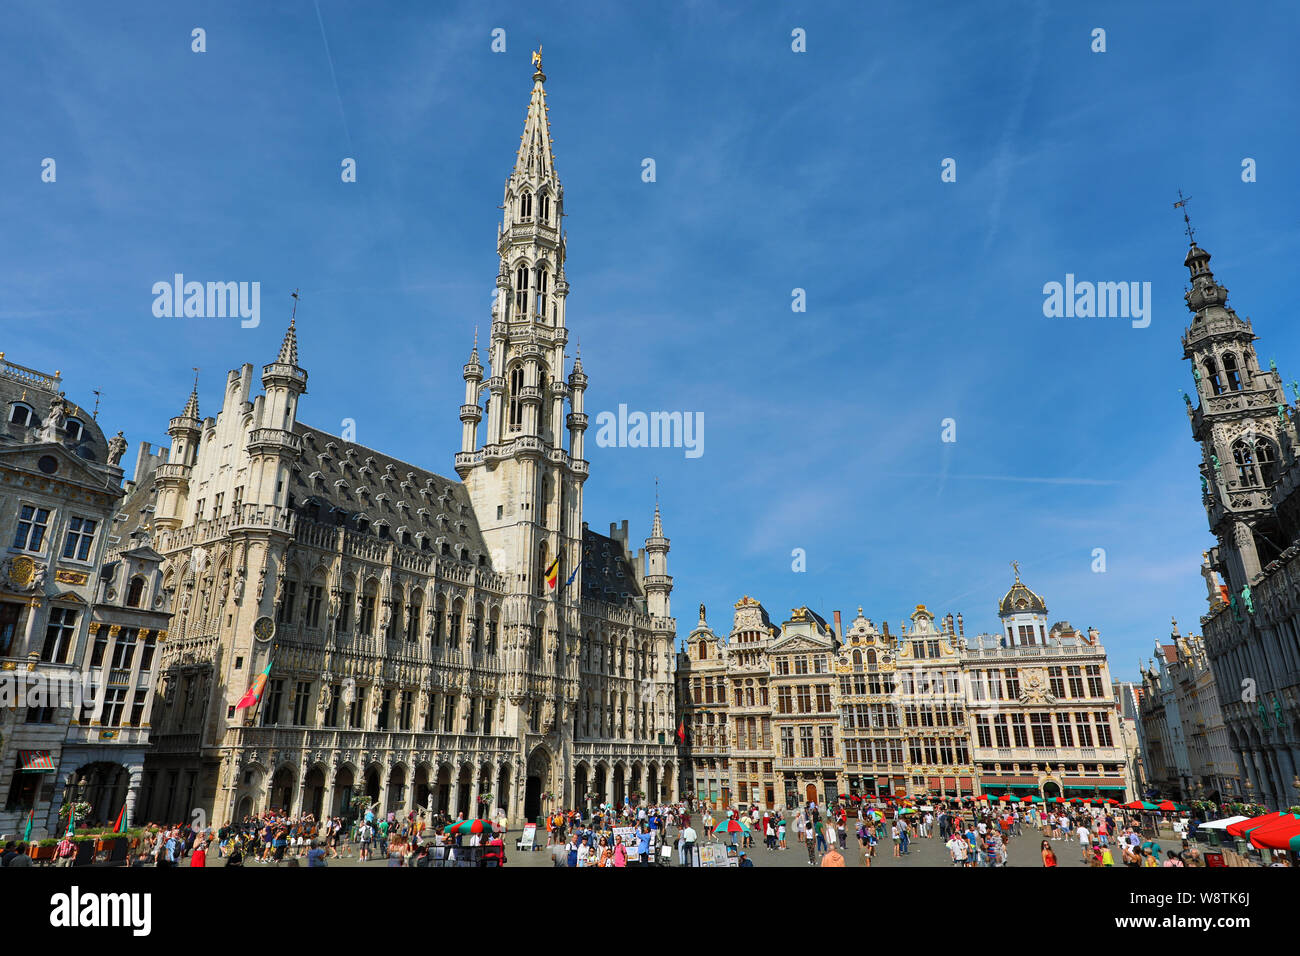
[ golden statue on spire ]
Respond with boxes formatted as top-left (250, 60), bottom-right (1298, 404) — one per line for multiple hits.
top-left (532, 44), bottom-right (543, 71)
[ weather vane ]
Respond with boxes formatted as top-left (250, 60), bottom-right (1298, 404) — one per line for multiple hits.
top-left (1173, 189), bottom-right (1195, 244)
top-left (290, 288), bottom-right (301, 323)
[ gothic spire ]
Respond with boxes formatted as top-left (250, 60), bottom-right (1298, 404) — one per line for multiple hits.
top-left (181, 369), bottom-right (200, 420)
top-left (278, 292), bottom-right (300, 366)
top-left (513, 46), bottom-right (556, 181)
top-left (181, 385), bottom-right (199, 420)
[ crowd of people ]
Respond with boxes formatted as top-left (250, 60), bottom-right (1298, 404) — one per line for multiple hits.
top-left (2, 794), bottom-right (1251, 868)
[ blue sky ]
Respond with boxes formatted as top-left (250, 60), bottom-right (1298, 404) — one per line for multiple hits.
top-left (3, 1), bottom-right (1298, 680)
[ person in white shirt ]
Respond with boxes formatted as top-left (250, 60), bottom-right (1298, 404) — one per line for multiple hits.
top-left (681, 824), bottom-right (698, 866)
top-left (1077, 824), bottom-right (1092, 863)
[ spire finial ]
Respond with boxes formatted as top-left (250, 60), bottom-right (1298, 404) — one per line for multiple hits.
top-left (1174, 189), bottom-right (1195, 245)
top-left (532, 44), bottom-right (543, 75)
top-left (1011, 559), bottom-right (1020, 583)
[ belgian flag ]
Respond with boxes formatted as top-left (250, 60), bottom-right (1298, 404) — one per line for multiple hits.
top-left (544, 555), bottom-right (560, 590)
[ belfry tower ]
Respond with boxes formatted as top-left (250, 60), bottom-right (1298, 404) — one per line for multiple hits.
top-left (456, 49), bottom-right (588, 767)
top-left (1181, 212), bottom-right (1298, 597)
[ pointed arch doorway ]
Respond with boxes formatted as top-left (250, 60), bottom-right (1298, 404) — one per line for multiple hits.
top-left (524, 746), bottom-right (551, 822)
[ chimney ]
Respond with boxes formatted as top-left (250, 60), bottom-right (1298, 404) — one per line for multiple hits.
top-left (833, 610), bottom-right (842, 639)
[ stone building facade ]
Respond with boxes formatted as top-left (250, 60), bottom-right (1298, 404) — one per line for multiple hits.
top-left (674, 571), bottom-right (1129, 808)
top-left (896, 605), bottom-right (975, 800)
top-left (130, 56), bottom-right (677, 828)
top-left (1139, 622), bottom-right (1241, 801)
top-left (770, 607), bottom-right (841, 806)
top-left (724, 597), bottom-right (777, 808)
top-left (835, 610), bottom-right (904, 798)
top-left (1180, 231), bottom-right (1300, 811)
top-left (965, 571), bottom-right (1127, 801)
top-left (675, 596), bottom-right (778, 807)
top-left (0, 354), bottom-right (133, 837)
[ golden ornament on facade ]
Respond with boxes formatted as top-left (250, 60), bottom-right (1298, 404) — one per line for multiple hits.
top-left (54, 569), bottom-right (89, 586)
top-left (7, 556), bottom-right (34, 587)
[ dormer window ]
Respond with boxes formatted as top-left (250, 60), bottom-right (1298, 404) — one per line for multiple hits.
top-left (127, 575), bottom-right (146, 608)
top-left (9, 403), bottom-right (33, 427)
top-left (64, 418), bottom-right (85, 442)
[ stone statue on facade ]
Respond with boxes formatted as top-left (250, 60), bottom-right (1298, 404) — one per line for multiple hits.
top-left (107, 431), bottom-right (127, 466)
top-left (38, 393), bottom-right (67, 442)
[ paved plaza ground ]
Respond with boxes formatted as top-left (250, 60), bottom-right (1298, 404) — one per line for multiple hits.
top-left (267, 815), bottom-right (1126, 868)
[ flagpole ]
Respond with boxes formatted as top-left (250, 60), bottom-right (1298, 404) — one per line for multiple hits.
top-left (249, 642), bottom-right (277, 730)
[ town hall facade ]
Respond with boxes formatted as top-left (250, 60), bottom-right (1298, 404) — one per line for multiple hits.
top-left (127, 55), bottom-right (678, 827)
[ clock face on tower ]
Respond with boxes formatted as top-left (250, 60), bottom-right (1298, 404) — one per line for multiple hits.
top-left (253, 616), bottom-right (276, 643)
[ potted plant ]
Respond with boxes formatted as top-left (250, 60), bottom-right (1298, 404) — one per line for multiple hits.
top-left (30, 839), bottom-right (58, 863)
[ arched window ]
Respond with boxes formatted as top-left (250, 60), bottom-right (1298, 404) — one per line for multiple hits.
top-left (536, 541), bottom-right (549, 597)
top-left (64, 418), bottom-right (84, 442)
top-left (9, 403), bottom-right (33, 427)
top-left (508, 367), bottom-right (524, 432)
top-left (532, 612), bottom-right (545, 662)
top-left (1203, 357), bottom-right (1222, 396)
top-left (534, 267), bottom-right (548, 318)
top-left (450, 597), bottom-right (464, 648)
top-left (852, 649), bottom-right (862, 668)
top-left (488, 609), bottom-right (500, 656)
top-left (1258, 440), bottom-right (1279, 486)
top-left (514, 266), bottom-right (529, 315)
top-left (518, 191), bottom-right (532, 219)
top-left (539, 192), bottom-right (550, 223)
top-left (1233, 440), bottom-right (1259, 487)
top-left (1222, 352), bottom-right (1243, 392)
top-left (433, 593), bottom-right (446, 646)
top-left (866, 648), bottom-right (877, 668)
top-left (406, 589), bottom-right (422, 642)
top-left (698, 640), bottom-right (707, 661)
top-left (126, 575), bottom-right (146, 608)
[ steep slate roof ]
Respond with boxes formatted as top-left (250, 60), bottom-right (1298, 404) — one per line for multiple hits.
top-left (581, 527), bottom-right (641, 607)
top-left (290, 422), bottom-right (490, 562)
top-left (0, 360), bottom-right (110, 466)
